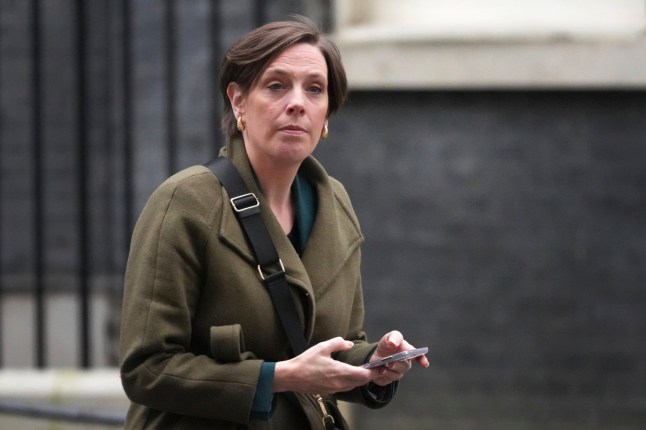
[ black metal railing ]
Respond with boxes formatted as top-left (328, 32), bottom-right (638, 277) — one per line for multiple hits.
top-left (0, 0), bottom-right (331, 369)
top-left (31, 0), bottom-right (47, 370)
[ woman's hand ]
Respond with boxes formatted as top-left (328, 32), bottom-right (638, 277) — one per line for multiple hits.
top-left (369, 331), bottom-right (430, 387)
top-left (273, 337), bottom-right (375, 395)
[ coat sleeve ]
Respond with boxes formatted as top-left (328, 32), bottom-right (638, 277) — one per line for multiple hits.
top-left (119, 167), bottom-right (262, 424)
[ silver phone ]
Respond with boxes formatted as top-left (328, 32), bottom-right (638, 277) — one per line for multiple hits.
top-left (362, 347), bottom-right (428, 368)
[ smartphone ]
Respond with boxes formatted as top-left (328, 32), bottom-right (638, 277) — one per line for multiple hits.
top-left (362, 347), bottom-right (428, 369)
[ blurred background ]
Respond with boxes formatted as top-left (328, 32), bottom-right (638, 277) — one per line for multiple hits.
top-left (1, 0), bottom-right (645, 429)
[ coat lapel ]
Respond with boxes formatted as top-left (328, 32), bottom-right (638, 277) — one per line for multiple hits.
top-left (299, 157), bottom-right (364, 298)
top-left (215, 139), bottom-right (315, 297)
top-left (214, 139), bottom-right (364, 339)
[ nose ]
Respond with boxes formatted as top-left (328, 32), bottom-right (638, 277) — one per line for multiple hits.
top-left (286, 88), bottom-right (305, 116)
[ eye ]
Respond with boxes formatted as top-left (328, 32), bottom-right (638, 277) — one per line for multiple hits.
top-left (307, 84), bottom-right (324, 94)
top-left (268, 82), bottom-right (284, 91)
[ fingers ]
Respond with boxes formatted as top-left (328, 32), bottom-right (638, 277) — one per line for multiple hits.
top-left (311, 338), bottom-right (374, 394)
top-left (381, 330), bottom-right (404, 349)
top-left (371, 331), bottom-right (429, 385)
top-left (278, 338), bottom-right (373, 394)
top-left (391, 358), bottom-right (412, 372)
top-left (371, 361), bottom-right (409, 386)
top-left (375, 331), bottom-right (404, 357)
top-left (306, 335), bottom-right (427, 392)
top-left (416, 354), bottom-right (430, 368)
top-left (318, 337), bottom-right (354, 355)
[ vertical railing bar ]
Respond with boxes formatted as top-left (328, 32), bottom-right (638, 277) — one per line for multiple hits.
top-left (253, 0), bottom-right (267, 27)
top-left (209, 0), bottom-right (221, 153)
top-left (321, 0), bottom-right (333, 33)
top-left (122, 0), bottom-right (134, 253)
top-left (103, 0), bottom-right (116, 273)
top-left (209, 0), bottom-right (222, 156)
top-left (104, 0), bottom-right (122, 366)
top-left (74, 0), bottom-right (91, 368)
top-left (0, 0), bottom-right (4, 368)
top-left (165, 0), bottom-right (178, 175)
top-left (31, 0), bottom-right (46, 369)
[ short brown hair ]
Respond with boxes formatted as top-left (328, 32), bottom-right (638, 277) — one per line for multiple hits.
top-left (219, 15), bottom-right (348, 141)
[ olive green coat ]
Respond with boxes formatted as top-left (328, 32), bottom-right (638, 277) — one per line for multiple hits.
top-left (120, 139), bottom-right (383, 429)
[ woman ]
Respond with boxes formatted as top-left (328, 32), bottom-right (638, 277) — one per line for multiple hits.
top-left (120, 16), bottom-right (428, 430)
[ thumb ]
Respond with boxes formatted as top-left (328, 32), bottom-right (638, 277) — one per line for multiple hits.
top-left (375, 331), bottom-right (403, 356)
top-left (320, 337), bottom-right (354, 355)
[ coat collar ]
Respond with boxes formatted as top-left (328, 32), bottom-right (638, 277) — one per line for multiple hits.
top-left (216, 138), bottom-right (364, 299)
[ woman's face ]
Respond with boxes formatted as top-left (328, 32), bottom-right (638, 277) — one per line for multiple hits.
top-left (228, 43), bottom-right (329, 168)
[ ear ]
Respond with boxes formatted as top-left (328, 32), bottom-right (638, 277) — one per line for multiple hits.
top-left (227, 82), bottom-right (245, 117)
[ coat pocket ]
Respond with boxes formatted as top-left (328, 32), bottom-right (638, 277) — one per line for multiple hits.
top-left (210, 324), bottom-right (256, 363)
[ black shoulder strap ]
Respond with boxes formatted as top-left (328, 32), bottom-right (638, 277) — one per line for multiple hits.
top-left (206, 157), bottom-right (308, 356)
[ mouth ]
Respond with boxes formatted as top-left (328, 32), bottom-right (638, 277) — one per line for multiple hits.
top-left (279, 125), bottom-right (307, 134)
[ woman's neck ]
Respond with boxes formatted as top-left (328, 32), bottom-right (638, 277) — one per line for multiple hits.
top-left (248, 157), bottom-right (298, 235)
top-left (263, 185), bottom-right (295, 235)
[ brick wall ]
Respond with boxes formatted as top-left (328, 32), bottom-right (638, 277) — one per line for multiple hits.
top-left (314, 90), bottom-right (646, 429)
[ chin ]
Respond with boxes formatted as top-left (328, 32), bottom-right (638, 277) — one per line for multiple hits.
top-left (275, 142), bottom-right (315, 164)
top-left (272, 150), bottom-right (309, 167)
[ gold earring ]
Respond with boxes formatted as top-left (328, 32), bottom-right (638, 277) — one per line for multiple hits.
top-left (236, 116), bottom-right (246, 132)
top-left (321, 124), bottom-right (328, 139)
